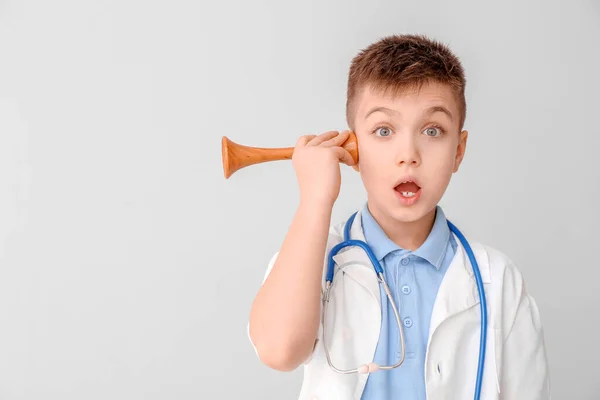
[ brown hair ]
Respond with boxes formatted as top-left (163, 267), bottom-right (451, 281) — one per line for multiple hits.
top-left (346, 34), bottom-right (467, 131)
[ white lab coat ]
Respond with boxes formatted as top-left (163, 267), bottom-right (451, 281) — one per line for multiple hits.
top-left (249, 209), bottom-right (551, 399)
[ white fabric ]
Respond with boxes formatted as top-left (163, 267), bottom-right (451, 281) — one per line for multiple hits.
top-left (248, 209), bottom-right (551, 399)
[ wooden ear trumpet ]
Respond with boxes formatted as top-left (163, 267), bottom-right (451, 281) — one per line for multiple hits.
top-left (221, 132), bottom-right (359, 179)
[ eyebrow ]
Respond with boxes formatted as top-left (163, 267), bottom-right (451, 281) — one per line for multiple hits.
top-left (364, 105), bottom-right (454, 121)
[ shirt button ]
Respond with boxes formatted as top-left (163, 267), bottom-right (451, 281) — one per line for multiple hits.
top-left (401, 258), bottom-right (410, 266)
top-left (401, 285), bottom-right (411, 294)
top-left (403, 317), bottom-right (413, 328)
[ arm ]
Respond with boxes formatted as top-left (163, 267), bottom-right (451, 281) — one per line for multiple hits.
top-left (247, 130), bottom-right (354, 372)
top-left (248, 201), bottom-right (332, 371)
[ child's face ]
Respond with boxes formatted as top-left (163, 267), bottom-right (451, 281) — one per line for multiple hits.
top-left (352, 80), bottom-right (468, 224)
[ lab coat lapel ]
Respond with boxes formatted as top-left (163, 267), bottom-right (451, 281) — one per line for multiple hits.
top-left (323, 210), bottom-right (382, 398)
top-left (428, 233), bottom-right (491, 342)
top-left (330, 210), bottom-right (382, 309)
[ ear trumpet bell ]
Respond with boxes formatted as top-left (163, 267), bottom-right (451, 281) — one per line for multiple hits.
top-left (221, 132), bottom-right (359, 179)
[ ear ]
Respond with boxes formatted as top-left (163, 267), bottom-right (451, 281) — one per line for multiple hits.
top-left (453, 130), bottom-right (468, 173)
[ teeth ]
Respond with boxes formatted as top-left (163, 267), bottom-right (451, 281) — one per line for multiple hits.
top-left (401, 192), bottom-right (416, 197)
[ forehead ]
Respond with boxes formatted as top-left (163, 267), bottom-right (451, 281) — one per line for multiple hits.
top-left (355, 81), bottom-right (460, 119)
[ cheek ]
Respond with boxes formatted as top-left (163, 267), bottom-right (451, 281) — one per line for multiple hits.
top-left (424, 146), bottom-right (456, 182)
top-left (358, 144), bottom-right (390, 172)
top-left (358, 149), bottom-right (390, 189)
top-left (358, 137), bottom-right (395, 163)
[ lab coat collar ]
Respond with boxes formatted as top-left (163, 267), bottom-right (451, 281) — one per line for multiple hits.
top-left (426, 235), bottom-right (491, 341)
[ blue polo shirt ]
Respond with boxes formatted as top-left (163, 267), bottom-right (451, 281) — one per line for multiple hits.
top-left (360, 203), bottom-right (457, 399)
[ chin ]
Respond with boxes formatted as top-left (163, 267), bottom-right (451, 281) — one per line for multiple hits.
top-left (376, 197), bottom-right (437, 224)
top-left (389, 206), bottom-right (432, 223)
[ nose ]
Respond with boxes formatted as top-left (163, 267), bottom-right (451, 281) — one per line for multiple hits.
top-left (394, 134), bottom-right (420, 166)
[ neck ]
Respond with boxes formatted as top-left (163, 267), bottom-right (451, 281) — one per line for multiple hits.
top-left (367, 203), bottom-right (437, 251)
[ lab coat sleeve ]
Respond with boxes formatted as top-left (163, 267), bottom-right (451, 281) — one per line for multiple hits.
top-left (500, 278), bottom-right (551, 399)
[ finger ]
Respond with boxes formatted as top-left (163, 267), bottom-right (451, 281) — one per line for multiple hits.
top-left (320, 130), bottom-right (350, 147)
top-left (332, 146), bottom-right (356, 166)
top-left (296, 134), bottom-right (317, 147)
top-left (307, 131), bottom-right (339, 146)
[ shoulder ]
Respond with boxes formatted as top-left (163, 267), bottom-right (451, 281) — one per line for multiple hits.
top-left (467, 238), bottom-right (530, 299)
top-left (472, 241), bottom-right (528, 292)
top-left (468, 239), bottom-right (543, 335)
top-left (329, 219), bottom-right (346, 241)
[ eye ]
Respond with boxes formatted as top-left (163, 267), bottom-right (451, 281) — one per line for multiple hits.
top-left (374, 126), bottom-right (392, 137)
top-left (423, 125), bottom-right (444, 137)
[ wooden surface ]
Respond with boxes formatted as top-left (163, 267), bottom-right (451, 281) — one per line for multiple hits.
top-left (222, 133), bottom-right (359, 178)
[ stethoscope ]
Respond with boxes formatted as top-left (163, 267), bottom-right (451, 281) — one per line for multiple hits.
top-left (322, 211), bottom-right (488, 400)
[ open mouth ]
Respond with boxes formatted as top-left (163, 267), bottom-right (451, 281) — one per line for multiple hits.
top-left (395, 180), bottom-right (420, 197)
top-left (394, 179), bottom-right (422, 204)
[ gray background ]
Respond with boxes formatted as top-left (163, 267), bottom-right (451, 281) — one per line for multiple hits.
top-left (0, 0), bottom-right (598, 399)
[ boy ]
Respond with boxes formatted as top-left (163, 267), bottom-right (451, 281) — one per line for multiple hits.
top-left (247, 34), bottom-right (550, 399)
